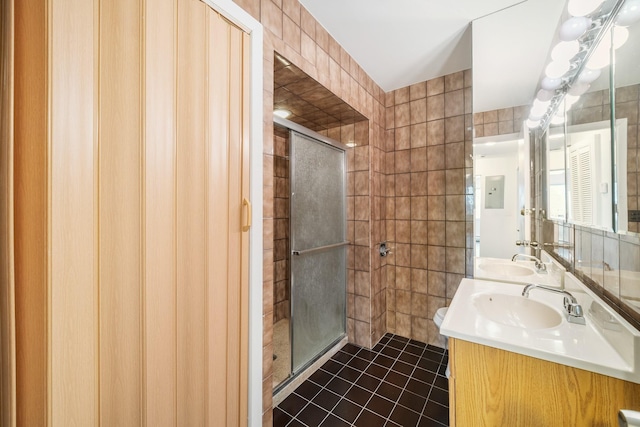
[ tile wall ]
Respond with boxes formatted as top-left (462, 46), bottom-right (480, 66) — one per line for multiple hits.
top-left (383, 72), bottom-right (474, 347)
top-left (273, 130), bottom-right (290, 323)
top-left (316, 122), bottom-right (383, 350)
top-left (473, 105), bottom-right (529, 138)
top-left (234, 0), bottom-right (389, 423)
top-left (234, 0), bottom-right (476, 423)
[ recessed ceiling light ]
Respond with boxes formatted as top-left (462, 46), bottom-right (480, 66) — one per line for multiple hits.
top-left (274, 109), bottom-right (291, 119)
top-left (346, 142), bottom-right (356, 148)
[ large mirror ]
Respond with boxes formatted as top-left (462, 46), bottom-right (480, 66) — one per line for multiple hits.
top-left (472, 0), bottom-right (566, 259)
top-left (473, 0), bottom-right (640, 327)
top-left (535, 0), bottom-right (640, 325)
top-left (540, 0), bottom-right (640, 236)
top-left (613, 17), bottom-right (640, 235)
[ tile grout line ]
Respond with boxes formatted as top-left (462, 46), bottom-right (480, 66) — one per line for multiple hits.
top-left (276, 333), bottom-right (450, 427)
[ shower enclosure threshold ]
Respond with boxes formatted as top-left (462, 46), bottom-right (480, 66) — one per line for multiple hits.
top-left (273, 335), bottom-right (347, 406)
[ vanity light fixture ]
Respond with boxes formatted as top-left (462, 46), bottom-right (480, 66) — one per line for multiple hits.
top-left (540, 76), bottom-right (563, 90)
top-left (551, 40), bottom-right (581, 61)
top-left (559, 16), bottom-right (592, 40)
top-left (616, 0), bottom-right (640, 25)
top-left (537, 89), bottom-right (555, 102)
top-left (274, 109), bottom-right (292, 119)
top-left (528, 0), bottom-right (628, 131)
top-left (545, 60), bottom-right (571, 78)
top-left (577, 66), bottom-right (601, 82)
top-left (527, 119), bottom-right (541, 128)
top-left (567, 82), bottom-right (590, 96)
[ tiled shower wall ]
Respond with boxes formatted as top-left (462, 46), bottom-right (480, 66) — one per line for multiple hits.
top-left (273, 132), bottom-right (289, 323)
top-left (317, 122), bottom-right (385, 349)
top-left (233, 0), bottom-right (389, 423)
top-left (234, 0), bottom-right (476, 423)
top-left (383, 72), bottom-right (474, 347)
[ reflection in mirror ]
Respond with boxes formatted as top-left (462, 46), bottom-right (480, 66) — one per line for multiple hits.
top-left (535, 0), bottom-right (640, 329)
top-left (472, 0), bottom-right (566, 262)
top-left (474, 134), bottom-right (526, 258)
top-left (545, 126), bottom-right (566, 222)
top-left (613, 17), bottom-right (640, 234)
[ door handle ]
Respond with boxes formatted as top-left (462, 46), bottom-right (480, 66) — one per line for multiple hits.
top-left (242, 198), bottom-right (251, 232)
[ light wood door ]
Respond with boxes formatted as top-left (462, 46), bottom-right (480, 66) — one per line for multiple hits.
top-left (9, 0), bottom-right (251, 425)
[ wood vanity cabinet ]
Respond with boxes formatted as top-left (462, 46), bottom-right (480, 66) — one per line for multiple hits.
top-left (449, 338), bottom-right (640, 426)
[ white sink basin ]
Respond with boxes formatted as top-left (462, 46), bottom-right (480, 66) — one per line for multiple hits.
top-left (473, 293), bottom-right (562, 329)
top-left (478, 262), bottom-right (535, 277)
top-left (441, 277), bottom-right (640, 385)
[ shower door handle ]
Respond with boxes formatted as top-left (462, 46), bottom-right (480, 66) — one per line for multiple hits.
top-left (292, 241), bottom-right (349, 256)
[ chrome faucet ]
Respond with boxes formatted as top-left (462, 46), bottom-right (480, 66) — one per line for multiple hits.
top-left (512, 253), bottom-right (547, 273)
top-left (522, 284), bottom-right (586, 325)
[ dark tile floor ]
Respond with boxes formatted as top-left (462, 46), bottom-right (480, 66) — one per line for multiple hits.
top-left (274, 333), bottom-right (449, 427)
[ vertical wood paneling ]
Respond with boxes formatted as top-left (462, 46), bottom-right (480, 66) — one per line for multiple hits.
top-left (50, 0), bottom-right (98, 424)
top-left (144, 0), bottom-right (177, 425)
top-left (98, 0), bottom-right (142, 424)
top-left (13, 0), bottom-right (47, 425)
top-left (10, 1), bottom-right (252, 424)
top-left (176, 0), bottom-right (207, 424)
top-left (239, 31), bottom-right (251, 424)
top-left (227, 26), bottom-right (244, 427)
top-left (0, 0), bottom-right (16, 425)
top-left (207, 10), bottom-right (231, 423)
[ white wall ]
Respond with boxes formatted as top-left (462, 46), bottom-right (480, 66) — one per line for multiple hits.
top-left (476, 151), bottom-right (520, 258)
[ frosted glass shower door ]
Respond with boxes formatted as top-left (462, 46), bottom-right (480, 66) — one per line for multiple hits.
top-left (290, 131), bottom-right (347, 374)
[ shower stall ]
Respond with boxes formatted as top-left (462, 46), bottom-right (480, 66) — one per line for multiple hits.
top-left (272, 117), bottom-right (347, 391)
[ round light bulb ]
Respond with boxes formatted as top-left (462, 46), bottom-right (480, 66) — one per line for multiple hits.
top-left (568, 82), bottom-right (591, 96)
top-left (274, 109), bottom-right (291, 119)
top-left (568, 0), bottom-right (604, 17)
top-left (559, 16), bottom-right (592, 41)
top-left (611, 26), bottom-right (629, 49)
top-left (564, 94), bottom-right (580, 110)
top-left (545, 60), bottom-right (571, 78)
top-left (551, 113), bottom-right (565, 125)
top-left (541, 76), bottom-right (563, 90)
top-left (587, 43), bottom-right (611, 69)
top-left (577, 67), bottom-right (601, 83)
top-left (551, 40), bottom-right (580, 61)
top-left (527, 119), bottom-right (541, 128)
top-left (616, 0), bottom-right (640, 26)
top-left (531, 100), bottom-right (550, 117)
top-left (529, 109), bottom-right (544, 122)
top-left (537, 89), bottom-right (555, 102)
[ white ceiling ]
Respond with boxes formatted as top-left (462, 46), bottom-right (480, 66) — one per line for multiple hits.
top-left (299, 0), bottom-right (567, 112)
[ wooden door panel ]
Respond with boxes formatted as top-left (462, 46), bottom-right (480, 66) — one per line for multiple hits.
top-left (144, 0), bottom-right (178, 424)
top-left (98, 0), bottom-right (143, 424)
top-left (10, 0), bottom-right (251, 425)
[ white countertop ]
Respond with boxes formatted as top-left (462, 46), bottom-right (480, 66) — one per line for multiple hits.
top-left (441, 275), bottom-right (640, 384)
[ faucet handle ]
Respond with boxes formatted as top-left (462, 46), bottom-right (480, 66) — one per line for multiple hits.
top-left (568, 303), bottom-right (584, 317)
top-left (516, 240), bottom-right (540, 248)
top-left (564, 297), bottom-right (585, 322)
